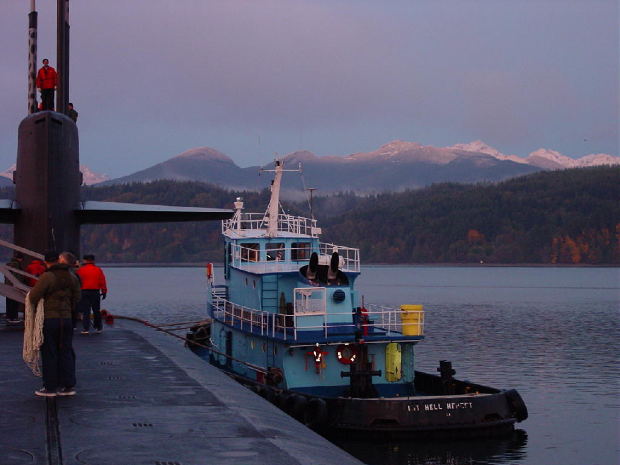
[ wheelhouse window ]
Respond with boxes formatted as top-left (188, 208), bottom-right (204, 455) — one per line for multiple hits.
top-left (240, 243), bottom-right (259, 262)
top-left (291, 242), bottom-right (311, 261)
top-left (266, 242), bottom-right (285, 261)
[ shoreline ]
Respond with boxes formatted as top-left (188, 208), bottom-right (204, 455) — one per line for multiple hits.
top-left (99, 262), bottom-right (619, 268)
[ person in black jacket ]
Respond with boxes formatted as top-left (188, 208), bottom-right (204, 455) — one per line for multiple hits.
top-left (29, 251), bottom-right (81, 397)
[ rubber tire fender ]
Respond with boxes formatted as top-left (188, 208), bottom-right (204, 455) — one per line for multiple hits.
top-left (193, 325), bottom-right (210, 343)
top-left (250, 384), bottom-right (265, 397)
top-left (283, 394), bottom-right (307, 421)
top-left (275, 391), bottom-right (288, 410)
top-left (262, 387), bottom-right (278, 404)
top-left (303, 398), bottom-right (328, 429)
top-left (505, 389), bottom-right (528, 422)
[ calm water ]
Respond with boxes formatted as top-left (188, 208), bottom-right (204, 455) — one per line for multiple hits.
top-left (50, 265), bottom-right (620, 465)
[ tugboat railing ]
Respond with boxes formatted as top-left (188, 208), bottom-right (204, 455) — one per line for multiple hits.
top-left (209, 294), bottom-right (424, 341)
top-left (223, 213), bottom-right (320, 237)
top-left (319, 243), bottom-right (360, 272)
top-left (229, 242), bottom-right (360, 273)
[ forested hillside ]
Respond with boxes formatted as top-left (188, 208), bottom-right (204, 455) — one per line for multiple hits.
top-left (320, 166), bottom-right (619, 264)
top-left (0, 167), bottom-right (617, 264)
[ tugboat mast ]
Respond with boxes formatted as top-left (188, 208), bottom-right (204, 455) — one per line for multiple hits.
top-left (260, 160), bottom-right (301, 237)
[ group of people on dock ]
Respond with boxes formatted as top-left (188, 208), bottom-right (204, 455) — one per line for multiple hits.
top-left (5, 251), bottom-right (107, 397)
top-left (35, 58), bottom-right (78, 122)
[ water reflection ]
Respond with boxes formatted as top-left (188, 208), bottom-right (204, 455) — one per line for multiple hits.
top-left (333, 430), bottom-right (528, 465)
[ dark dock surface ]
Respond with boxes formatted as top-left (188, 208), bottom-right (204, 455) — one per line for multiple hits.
top-left (0, 318), bottom-right (363, 465)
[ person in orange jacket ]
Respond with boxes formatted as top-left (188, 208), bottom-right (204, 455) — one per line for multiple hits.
top-left (76, 254), bottom-right (107, 335)
top-left (36, 58), bottom-right (58, 111)
top-left (25, 258), bottom-right (47, 287)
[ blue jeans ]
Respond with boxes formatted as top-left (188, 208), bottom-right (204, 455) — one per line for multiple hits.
top-left (41, 318), bottom-right (75, 390)
top-left (80, 290), bottom-right (101, 331)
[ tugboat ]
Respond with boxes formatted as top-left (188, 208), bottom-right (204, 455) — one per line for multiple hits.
top-left (189, 160), bottom-right (527, 437)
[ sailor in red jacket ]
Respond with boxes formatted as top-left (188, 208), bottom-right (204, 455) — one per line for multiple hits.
top-left (25, 258), bottom-right (47, 287)
top-left (36, 58), bottom-right (58, 111)
top-left (76, 254), bottom-right (108, 334)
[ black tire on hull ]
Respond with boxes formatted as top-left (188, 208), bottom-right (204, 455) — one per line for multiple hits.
top-left (505, 389), bottom-right (528, 422)
top-left (262, 387), bottom-right (277, 404)
top-left (304, 398), bottom-right (328, 429)
top-left (283, 394), bottom-right (307, 421)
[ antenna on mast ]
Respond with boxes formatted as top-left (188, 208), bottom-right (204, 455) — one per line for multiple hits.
top-left (56, 0), bottom-right (70, 114)
top-left (27, 1), bottom-right (38, 114)
top-left (306, 187), bottom-right (317, 220)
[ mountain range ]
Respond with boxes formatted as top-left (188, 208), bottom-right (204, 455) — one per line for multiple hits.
top-left (0, 164), bottom-right (108, 186)
top-left (2, 140), bottom-right (617, 193)
top-left (100, 140), bottom-right (618, 194)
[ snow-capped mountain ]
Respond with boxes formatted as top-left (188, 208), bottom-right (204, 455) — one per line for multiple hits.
top-left (101, 140), bottom-right (619, 194)
top-left (449, 142), bottom-right (619, 170)
top-left (0, 165), bottom-right (15, 181)
top-left (80, 166), bottom-right (109, 185)
top-left (525, 149), bottom-right (577, 169)
top-left (449, 141), bottom-right (527, 164)
top-left (575, 153), bottom-right (620, 167)
top-left (525, 148), bottom-right (620, 169)
top-left (0, 164), bottom-right (108, 185)
top-left (347, 140), bottom-right (456, 164)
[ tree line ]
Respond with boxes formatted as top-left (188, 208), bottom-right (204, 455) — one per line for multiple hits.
top-left (0, 166), bottom-right (617, 264)
top-left (319, 166), bottom-right (619, 264)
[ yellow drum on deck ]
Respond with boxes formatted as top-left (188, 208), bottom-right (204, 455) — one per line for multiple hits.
top-left (400, 304), bottom-right (424, 336)
top-left (385, 342), bottom-right (402, 382)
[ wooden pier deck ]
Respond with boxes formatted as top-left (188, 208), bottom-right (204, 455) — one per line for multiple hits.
top-left (0, 317), bottom-right (363, 465)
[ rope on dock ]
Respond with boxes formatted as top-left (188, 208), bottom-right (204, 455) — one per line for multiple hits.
top-left (102, 311), bottom-right (268, 374)
top-left (152, 320), bottom-right (210, 327)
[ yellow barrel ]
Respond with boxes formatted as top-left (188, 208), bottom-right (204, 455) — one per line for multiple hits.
top-left (400, 304), bottom-right (424, 336)
top-left (385, 343), bottom-right (402, 382)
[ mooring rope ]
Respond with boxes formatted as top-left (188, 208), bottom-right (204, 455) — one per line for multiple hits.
top-left (103, 312), bottom-right (268, 374)
top-left (152, 320), bottom-right (209, 327)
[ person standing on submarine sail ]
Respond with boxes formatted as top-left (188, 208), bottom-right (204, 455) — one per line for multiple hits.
top-left (36, 59), bottom-right (57, 111)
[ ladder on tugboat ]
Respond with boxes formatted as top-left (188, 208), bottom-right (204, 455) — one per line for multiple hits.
top-left (261, 274), bottom-right (278, 312)
top-left (212, 285), bottom-right (229, 301)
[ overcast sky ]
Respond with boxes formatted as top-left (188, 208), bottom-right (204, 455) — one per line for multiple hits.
top-left (1, 0), bottom-right (618, 177)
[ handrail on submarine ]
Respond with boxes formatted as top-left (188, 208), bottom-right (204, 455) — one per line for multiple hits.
top-left (0, 239), bottom-right (42, 304)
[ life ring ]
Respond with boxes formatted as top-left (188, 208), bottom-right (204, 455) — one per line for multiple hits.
top-left (336, 344), bottom-right (358, 365)
top-left (505, 389), bottom-right (528, 422)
